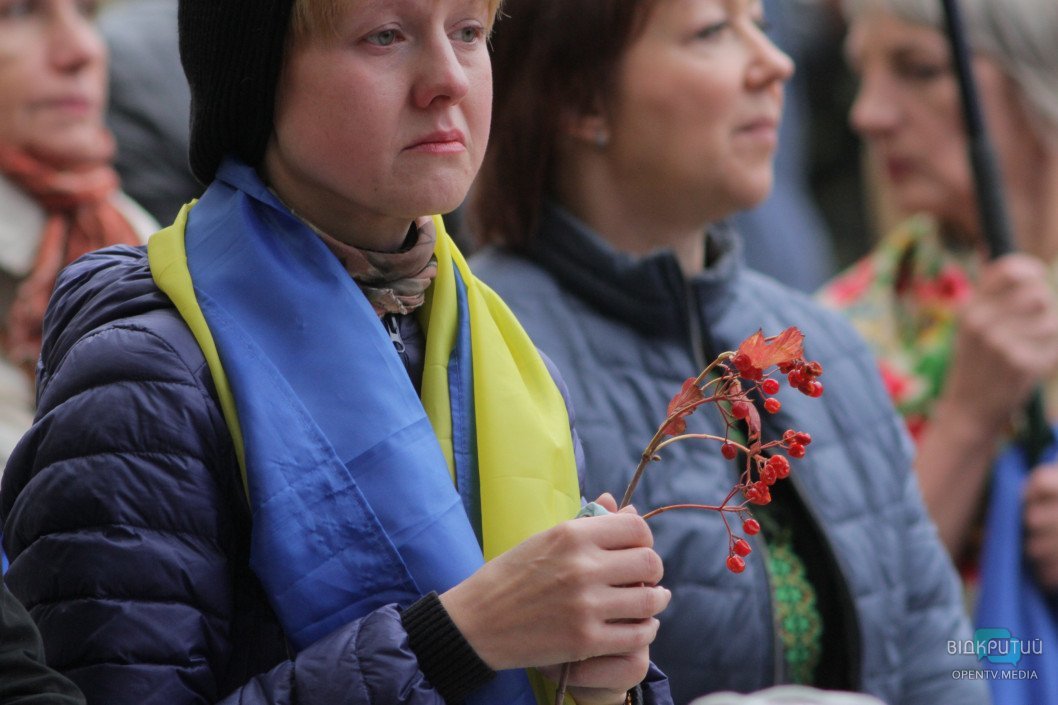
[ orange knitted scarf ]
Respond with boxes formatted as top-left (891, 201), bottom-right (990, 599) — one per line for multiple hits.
top-left (0, 138), bottom-right (140, 374)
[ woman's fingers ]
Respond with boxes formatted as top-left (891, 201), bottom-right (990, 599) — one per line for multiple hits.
top-left (946, 254), bottom-right (1058, 426)
top-left (593, 492), bottom-right (619, 512)
top-left (1025, 465), bottom-right (1058, 590)
top-left (577, 511), bottom-right (654, 550)
top-left (539, 647), bottom-right (652, 696)
top-left (440, 511), bottom-right (668, 670)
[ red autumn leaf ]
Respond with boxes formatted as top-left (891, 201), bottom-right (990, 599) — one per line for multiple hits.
top-left (736, 327), bottom-right (805, 370)
top-left (667, 378), bottom-right (704, 415)
top-left (662, 378), bottom-right (704, 436)
top-left (662, 417), bottom-right (687, 437)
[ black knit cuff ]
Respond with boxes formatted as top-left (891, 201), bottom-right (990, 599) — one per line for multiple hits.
top-left (401, 591), bottom-right (495, 702)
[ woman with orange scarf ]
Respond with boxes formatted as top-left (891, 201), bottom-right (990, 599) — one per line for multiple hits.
top-left (0, 0), bottom-right (154, 469)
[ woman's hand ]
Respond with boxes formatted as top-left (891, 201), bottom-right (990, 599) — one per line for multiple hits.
top-left (916, 253), bottom-right (1058, 555)
top-left (1024, 463), bottom-right (1058, 592)
top-left (538, 650), bottom-right (648, 705)
top-left (943, 254), bottom-right (1058, 430)
top-left (440, 493), bottom-right (670, 693)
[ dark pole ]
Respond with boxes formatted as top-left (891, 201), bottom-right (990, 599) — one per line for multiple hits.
top-left (940, 0), bottom-right (1053, 462)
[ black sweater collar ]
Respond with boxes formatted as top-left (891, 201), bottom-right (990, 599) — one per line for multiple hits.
top-left (524, 201), bottom-right (745, 337)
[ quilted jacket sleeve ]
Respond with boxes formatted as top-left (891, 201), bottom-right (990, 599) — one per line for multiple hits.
top-left (823, 307), bottom-right (987, 705)
top-left (0, 306), bottom-right (453, 705)
top-left (895, 455), bottom-right (990, 705)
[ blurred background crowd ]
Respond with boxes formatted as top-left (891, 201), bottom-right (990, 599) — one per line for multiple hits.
top-left (2, 0), bottom-right (1057, 703)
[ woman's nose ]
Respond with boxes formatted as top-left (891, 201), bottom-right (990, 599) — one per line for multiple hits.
top-left (47, 2), bottom-right (106, 75)
top-left (850, 72), bottom-right (900, 139)
top-left (746, 25), bottom-right (795, 89)
top-left (411, 35), bottom-right (471, 109)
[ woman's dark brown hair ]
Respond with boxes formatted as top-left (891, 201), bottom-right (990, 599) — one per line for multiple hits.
top-left (470, 0), bottom-right (657, 250)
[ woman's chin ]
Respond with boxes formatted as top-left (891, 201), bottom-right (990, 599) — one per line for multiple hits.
top-left (728, 175), bottom-right (775, 217)
top-left (415, 187), bottom-right (473, 219)
top-left (25, 130), bottom-right (109, 167)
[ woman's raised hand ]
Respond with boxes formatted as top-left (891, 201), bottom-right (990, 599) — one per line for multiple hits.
top-left (440, 493), bottom-right (670, 695)
top-left (1024, 463), bottom-right (1058, 591)
top-left (943, 253), bottom-right (1058, 430)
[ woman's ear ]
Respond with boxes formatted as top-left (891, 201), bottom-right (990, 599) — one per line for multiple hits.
top-left (562, 109), bottom-right (611, 149)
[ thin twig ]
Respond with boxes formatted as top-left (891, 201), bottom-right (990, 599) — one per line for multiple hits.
top-left (553, 338), bottom-right (811, 704)
top-left (643, 503), bottom-right (737, 520)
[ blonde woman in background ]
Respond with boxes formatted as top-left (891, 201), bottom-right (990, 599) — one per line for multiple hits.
top-left (0, 0), bottom-right (154, 472)
top-left (820, 0), bottom-right (1058, 598)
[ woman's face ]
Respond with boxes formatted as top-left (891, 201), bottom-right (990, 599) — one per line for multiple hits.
top-left (604, 0), bottom-right (793, 224)
top-left (0, 0), bottom-right (107, 165)
top-left (265, 0), bottom-right (492, 247)
top-left (846, 10), bottom-right (1038, 234)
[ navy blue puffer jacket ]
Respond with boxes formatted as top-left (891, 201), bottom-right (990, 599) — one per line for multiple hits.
top-left (0, 245), bottom-right (671, 705)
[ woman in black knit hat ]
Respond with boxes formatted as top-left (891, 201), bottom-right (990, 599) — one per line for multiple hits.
top-left (0, 2), bottom-right (674, 704)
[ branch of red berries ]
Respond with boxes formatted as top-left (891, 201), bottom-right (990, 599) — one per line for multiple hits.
top-left (625, 326), bottom-right (823, 571)
top-left (553, 326), bottom-right (825, 705)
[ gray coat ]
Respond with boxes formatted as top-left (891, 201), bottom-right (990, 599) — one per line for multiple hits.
top-left (471, 204), bottom-right (988, 705)
top-left (100, 0), bottom-right (201, 225)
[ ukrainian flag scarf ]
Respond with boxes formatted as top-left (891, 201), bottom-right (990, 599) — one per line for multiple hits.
top-left (147, 160), bottom-right (580, 704)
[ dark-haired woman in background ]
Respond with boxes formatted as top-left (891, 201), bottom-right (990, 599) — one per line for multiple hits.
top-left (469, 0), bottom-right (985, 702)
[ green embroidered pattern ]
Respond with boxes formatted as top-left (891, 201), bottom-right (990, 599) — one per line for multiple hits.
top-left (763, 522), bottom-right (822, 685)
top-left (718, 405), bottom-right (822, 684)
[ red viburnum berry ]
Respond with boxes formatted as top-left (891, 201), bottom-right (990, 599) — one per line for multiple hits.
top-left (764, 398), bottom-right (782, 414)
top-left (794, 432), bottom-right (812, 446)
top-left (732, 353), bottom-right (752, 373)
top-left (769, 456), bottom-right (791, 479)
top-left (806, 381), bottom-right (824, 398)
top-left (788, 369), bottom-right (805, 387)
top-left (762, 378), bottom-right (780, 395)
top-left (733, 538), bottom-right (752, 557)
top-left (760, 466), bottom-right (778, 485)
top-left (742, 518), bottom-right (761, 535)
top-left (721, 442), bottom-right (738, 460)
top-left (731, 401), bottom-right (750, 420)
top-left (748, 481), bottom-right (771, 505)
top-left (805, 361), bottom-right (823, 378)
top-left (788, 442), bottom-right (806, 459)
top-left (766, 454), bottom-right (790, 471)
top-left (726, 554), bottom-right (746, 573)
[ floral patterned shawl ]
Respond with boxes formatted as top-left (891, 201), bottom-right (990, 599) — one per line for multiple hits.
top-left (820, 215), bottom-right (1058, 442)
top-left (819, 215), bottom-right (982, 442)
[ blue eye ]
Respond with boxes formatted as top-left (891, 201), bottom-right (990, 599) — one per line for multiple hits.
top-left (367, 28), bottom-right (399, 46)
top-left (453, 25), bottom-right (482, 43)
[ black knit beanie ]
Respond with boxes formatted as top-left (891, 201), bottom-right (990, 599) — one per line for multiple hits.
top-left (178, 0), bottom-right (297, 184)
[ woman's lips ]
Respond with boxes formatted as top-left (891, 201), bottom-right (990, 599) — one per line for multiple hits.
top-left (884, 157), bottom-right (915, 182)
top-left (36, 95), bottom-right (96, 118)
top-left (735, 118), bottom-right (779, 146)
top-left (406, 130), bottom-right (466, 154)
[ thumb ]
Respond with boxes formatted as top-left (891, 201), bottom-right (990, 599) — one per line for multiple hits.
top-left (593, 492), bottom-right (619, 513)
